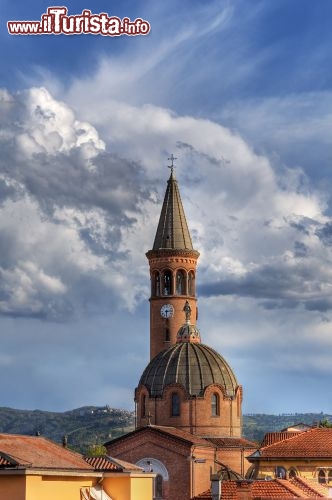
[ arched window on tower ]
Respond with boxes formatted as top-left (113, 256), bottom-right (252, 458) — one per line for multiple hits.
top-left (188, 271), bottom-right (195, 296)
top-left (153, 272), bottom-right (161, 297)
top-left (165, 327), bottom-right (170, 342)
top-left (176, 270), bottom-right (186, 295)
top-left (171, 393), bottom-right (180, 416)
top-left (163, 270), bottom-right (172, 296)
top-left (211, 393), bottom-right (220, 416)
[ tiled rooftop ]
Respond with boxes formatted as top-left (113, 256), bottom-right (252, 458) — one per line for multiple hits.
top-left (85, 455), bottom-right (143, 472)
top-left (84, 456), bottom-right (121, 471)
top-left (258, 428), bottom-right (332, 458)
top-left (0, 434), bottom-right (93, 470)
top-left (148, 425), bottom-right (216, 446)
top-left (194, 478), bottom-right (326, 499)
top-left (206, 436), bottom-right (257, 449)
top-left (260, 431), bottom-right (301, 447)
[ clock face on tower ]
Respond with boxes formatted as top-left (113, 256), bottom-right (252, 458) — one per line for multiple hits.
top-left (160, 304), bottom-right (174, 319)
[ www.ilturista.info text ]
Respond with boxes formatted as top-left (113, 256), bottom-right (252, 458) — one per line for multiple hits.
top-left (7, 7), bottom-right (151, 36)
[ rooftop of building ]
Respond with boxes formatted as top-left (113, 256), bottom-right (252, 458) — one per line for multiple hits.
top-left (260, 431), bottom-right (304, 447)
top-left (84, 455), bottom-right (143, 472)
top-left (194, 477), bottom-right (327, 499)
top-left (250, 427), bottom-right (332, 459)
top-left (0, 433), bottom-right (92, 471)
top-left (205, 436), bottom-right (257, 449)
top-left (150, 169), bottom-right (196, 252)
top-left (0, 433), bottom-right (142, 475)
top-left (105, 424), bottom-right (215, 448)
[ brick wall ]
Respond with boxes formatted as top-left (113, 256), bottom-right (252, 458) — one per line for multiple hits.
top-left (136, 384), bottom-right (242, 438)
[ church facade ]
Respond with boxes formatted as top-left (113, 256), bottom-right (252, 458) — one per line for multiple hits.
top-left (106, 165), bottom-right (255, 499)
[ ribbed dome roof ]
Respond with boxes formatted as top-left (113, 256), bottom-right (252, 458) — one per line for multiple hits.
top-left (176, 323), bottom-right (201, 343)
top-left (138, 343), bottom-right (238, 398)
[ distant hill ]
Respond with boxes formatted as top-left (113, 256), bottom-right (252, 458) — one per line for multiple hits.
top-left (0, 406), bottom-right (329, 453)
top-left (243, 412), bottom-right (330, 443)
top-left (0, 406), bottom-right (135, 454)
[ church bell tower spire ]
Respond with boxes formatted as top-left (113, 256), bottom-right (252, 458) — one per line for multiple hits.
top-left (146, 158), bottom-right (200, 359)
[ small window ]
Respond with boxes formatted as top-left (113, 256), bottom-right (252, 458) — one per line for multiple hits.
top-left (165, 328), bottom-right (170, 342)
top-left (211, 393), bottom-right (219, 416)
top-left (171, 393), bottom-right (180, 416)
top-left (318, 470), bottom-right (326, 484)
top-left (288, 468), bottom-right (297, 479)
top-left (275, 466), bottom-right (286, 479)
top-left (141, 395), bottom-right (146, 418)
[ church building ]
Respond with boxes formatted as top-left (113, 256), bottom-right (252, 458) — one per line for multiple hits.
top-left (106, 162), bottom-right (256, 499)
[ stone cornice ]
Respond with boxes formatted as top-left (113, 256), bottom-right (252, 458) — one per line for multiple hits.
top-left (146, 249), bottom-right (200, 260)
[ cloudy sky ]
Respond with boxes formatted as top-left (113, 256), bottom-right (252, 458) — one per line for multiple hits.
top-left (1, 0), bottom-right (332, 415)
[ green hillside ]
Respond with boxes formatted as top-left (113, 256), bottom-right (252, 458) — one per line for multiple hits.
top-left (0, 406), bottom-right (329, 453)
top-left (0, 406), bottom-right (135, 454)
top-left (243, 412), bottom-right (330, 443)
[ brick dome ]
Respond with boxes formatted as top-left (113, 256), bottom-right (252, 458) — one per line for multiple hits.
top-left (138, 342), bottom-right (238, 398)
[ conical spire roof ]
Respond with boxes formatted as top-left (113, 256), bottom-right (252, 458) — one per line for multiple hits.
top-left (152, 170), bottom-right (194, 251)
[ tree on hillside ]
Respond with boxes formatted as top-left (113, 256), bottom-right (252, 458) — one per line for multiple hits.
top-left (86, 444), bottom-right (107, 457)
top-left (319, 418), bottom-right (332, 428)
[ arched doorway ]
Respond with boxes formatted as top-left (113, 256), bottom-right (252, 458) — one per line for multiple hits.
top-left (136, 458), bottom-right (169, 500)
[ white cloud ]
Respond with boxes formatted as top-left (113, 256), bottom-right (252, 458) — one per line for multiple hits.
top-left (1, 77), bottom-right (332, 412)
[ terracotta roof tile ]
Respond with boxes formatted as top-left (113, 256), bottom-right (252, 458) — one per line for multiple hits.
top-left (0, 455), bottom-right (12, 467)
top-left (149, 425), bottom-right (214, 446)
top-left (252, 479), bottom-right (303, 497)
top-left (194, 479), bottom-right (321, 499)
top-left (0, 434), bottom-right (93, 470)
top-left (84, 456), bottom-right (121, 471)
top-left (205, 437), bottom-right (257, 448)
top-left (85, 455), bottom-right (143, 472)
top-left (259, 428), bottom-right (332, 458)
top-left (260, 432), bottom-right (301, 447)
top-left (289, 477), bottom-right (325, 497)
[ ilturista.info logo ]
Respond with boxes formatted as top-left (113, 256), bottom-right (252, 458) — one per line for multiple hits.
top-left (7, 7), bottom-right (151, 36)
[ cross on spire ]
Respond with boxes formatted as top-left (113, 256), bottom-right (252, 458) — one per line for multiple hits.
top-left (168, 154), bottom-right (178, 174)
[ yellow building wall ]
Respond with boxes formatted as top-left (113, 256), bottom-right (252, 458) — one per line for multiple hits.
top-left (25, 474), bottom-right (96, 500)
top-left (103, 474), bottom-right (154, 500)
top-left (0, 471), bottom-right (154, 500)
top-left (0, 475), bottom-right (26, 499)
top-left (255, 458), bottom-right (332, 484)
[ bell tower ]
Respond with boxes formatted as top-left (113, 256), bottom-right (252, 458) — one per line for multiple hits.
top-left (146, 157), bottom-right (200, 359)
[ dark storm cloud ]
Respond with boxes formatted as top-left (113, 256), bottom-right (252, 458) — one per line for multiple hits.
top-left (0, 88), bottom-right (157, 321)
top-left (316, 222), bottom-right (332, 246)
top-left (199, 259), bottom-right (332, 312)
top-left (294, 241), bottom-right (308, 257)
